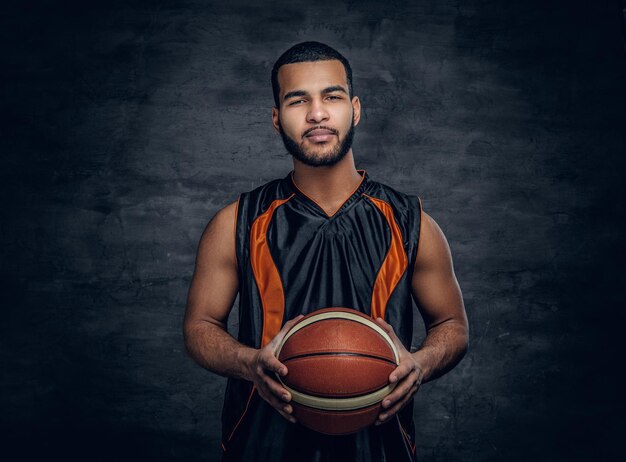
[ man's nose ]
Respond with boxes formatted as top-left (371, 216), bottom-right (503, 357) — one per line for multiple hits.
top-left (306, 99), bottom-right (329, 124)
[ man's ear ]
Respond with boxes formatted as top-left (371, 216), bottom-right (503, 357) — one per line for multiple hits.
top-left (352, 96), bottom-right (361, 127)
top-left (272, 107), bottom-right (280, 133)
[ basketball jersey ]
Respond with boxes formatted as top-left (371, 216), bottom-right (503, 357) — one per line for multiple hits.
top-left (222, 169), bottom-right (423, 462)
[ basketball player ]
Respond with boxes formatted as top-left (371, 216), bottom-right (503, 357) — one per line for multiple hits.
top-left (184, 42), bottom-right (469, 461)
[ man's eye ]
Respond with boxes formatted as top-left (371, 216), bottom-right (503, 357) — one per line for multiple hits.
top-left (327, 95), bottom-right (341, 100)
top-left (288, 99), bottom-right (305, 106)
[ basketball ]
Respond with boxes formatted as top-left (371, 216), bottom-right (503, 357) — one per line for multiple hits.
top-left (275, 308), bottom-right (399, 435)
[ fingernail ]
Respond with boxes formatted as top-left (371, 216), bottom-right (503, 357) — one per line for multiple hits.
top-left (374, 420), bottom-right (381, 426)
top-left (290, 417), bottom-right (296, 424)
top-left (379, 414), bottom-right (386, 420)
top-left (390, 375), bottom-right (397, 383)
top-left (283, 405), bottom-right (291, 413)
top-left (282, 394), bottom-right (289, 401)
top-left (383, 400), bottom-right (390, 408)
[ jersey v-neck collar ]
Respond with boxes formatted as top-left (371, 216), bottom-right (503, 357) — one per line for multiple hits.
top-left (285, 169), bottom-right (370, 219)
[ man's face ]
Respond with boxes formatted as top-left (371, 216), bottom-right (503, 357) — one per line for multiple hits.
top-left (272, 60), bottom-right (361, 167)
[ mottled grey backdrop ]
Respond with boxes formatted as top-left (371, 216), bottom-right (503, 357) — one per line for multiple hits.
top-left (2, 0), bottom-right (625, 461)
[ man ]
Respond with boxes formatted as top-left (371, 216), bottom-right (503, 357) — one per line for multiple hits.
top-left (184, 41), bottom-right (469, 461)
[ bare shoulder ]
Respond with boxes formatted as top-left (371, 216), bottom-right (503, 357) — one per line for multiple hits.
top-left (196, 199), bottom-right (239, 265)
top-left (207, 199), bottom-right (238, 233)
top-left (415, 210), bottom-right (454, 272)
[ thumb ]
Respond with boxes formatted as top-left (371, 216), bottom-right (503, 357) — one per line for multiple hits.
top-left (375, 317), bottom-right (394, 335)
top-left (270, 314), bottom-right (305, 352)
top-left (375, 317), bottom-right (403, 350)
top-left (262, 351), bottom-right (288, 376)
top-left (276, 314), bottom-right (305, 341)
top-left (283, 314), bottom-right (305, 332)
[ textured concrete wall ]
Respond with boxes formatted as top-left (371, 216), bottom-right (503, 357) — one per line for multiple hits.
top-left (2, 0), bottom-right (625, 460)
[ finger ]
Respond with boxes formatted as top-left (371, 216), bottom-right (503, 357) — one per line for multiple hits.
top-left (257, 387), bottom-right (297, 423)
top-left (388, 361), bottom-right (414, 384)
top-left (260, 351), bottom-right (288, 376)
top-left (382, 372), bottom-right (418, 409)
top-left (378, 383), bottom-right (418, 423)
top-left (277, 408), bottom-right (297, 424)
top-left (262, 372), bottom-right (292, 402)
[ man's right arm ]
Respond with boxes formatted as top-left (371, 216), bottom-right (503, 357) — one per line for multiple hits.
top-left (183, 200), bottom-right (299, 422)
top-left (183, 200), bottom-right (253, 379)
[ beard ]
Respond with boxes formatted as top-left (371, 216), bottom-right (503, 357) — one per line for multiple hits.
top-left (279, 118), bottom-right (355, 167)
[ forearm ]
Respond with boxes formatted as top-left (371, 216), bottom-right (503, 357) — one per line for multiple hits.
top-left (184, 320), bottom-right (256, 381)
top-left (412, 320), bottom-right (469, 384)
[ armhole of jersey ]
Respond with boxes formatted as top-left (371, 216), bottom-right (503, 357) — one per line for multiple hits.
top-left (233, 194), bottom-right (241, 274)
top-left (413, 195), bottom-right (423, 273)
top-left (398, 419), bottom-right (417, 455)
top-left (222, 384), bottom-right (257, 451)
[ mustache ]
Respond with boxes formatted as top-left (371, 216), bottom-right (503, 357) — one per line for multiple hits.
top-left (302, 125), bottom-right (338, 137)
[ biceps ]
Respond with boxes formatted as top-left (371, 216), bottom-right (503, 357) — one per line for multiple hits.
top-left (410, 212), bottom-right (465, 328)
top-left (411, 266), bottom-right (464, 328)
top-left (185, 205), bottom-right (240, 328)
top-left (186, 254), bottom-right (239, 327)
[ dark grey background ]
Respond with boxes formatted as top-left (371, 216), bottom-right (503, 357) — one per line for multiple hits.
top-left (2, 0), bottom-right (625, 461)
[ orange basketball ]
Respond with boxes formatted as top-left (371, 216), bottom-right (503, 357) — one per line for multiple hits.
top-left (275, 308), bottom-right (399, 435)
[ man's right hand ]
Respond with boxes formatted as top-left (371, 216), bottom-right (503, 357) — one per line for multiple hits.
top-left (244, 315), bottom-right (304, 423)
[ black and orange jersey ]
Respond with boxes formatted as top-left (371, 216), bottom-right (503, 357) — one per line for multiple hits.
top-left (222, 169), bottom-right (422, 462)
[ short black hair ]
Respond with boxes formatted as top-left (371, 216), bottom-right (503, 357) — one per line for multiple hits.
top-left (271, 41), bottom-right (353, 108)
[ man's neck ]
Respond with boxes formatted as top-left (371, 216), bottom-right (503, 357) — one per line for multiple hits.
top-left (291, 151), bottom-right (363, 215)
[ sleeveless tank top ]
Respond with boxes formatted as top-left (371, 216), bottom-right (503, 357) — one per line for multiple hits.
top-left (222, 170), bottom-right (422, 462)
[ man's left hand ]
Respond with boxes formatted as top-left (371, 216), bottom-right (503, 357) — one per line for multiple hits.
top-left (375, 317), bottom-right (424, 425)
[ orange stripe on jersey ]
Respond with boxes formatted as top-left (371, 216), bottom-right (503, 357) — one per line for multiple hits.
top-left (399, 419), bottom-right (417, 454)
top-left (415, 195), bottom-right (423, 265)
top-left (250, 194), bottom-right (295, 347)
top-left (363, 194), bottom-right (408, 320)
top-left (224, 196), bottom-right (293, 451)
top-left (234, 195), bottom-right (240, 270)
top-left (223, 385), bottom-right (257, 450)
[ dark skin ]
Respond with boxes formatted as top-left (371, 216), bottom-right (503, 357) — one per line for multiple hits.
top-left (184, 60), bottom-right (469, 427)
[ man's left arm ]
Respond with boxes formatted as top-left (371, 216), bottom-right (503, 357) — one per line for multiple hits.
top-left (376, 210), bottom-right (469, 424)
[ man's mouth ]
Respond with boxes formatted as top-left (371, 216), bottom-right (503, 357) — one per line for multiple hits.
top-left (304, 127), bottom-right (337, 143)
